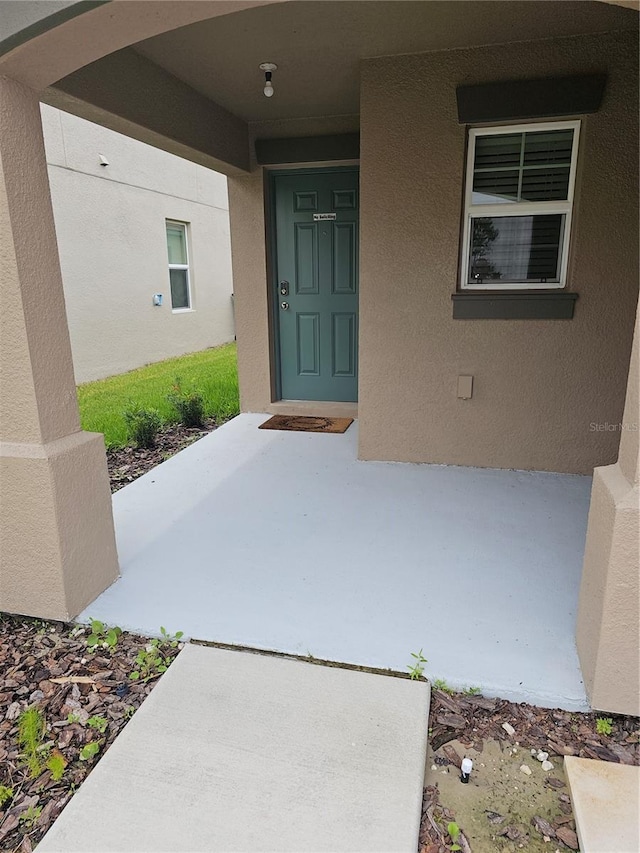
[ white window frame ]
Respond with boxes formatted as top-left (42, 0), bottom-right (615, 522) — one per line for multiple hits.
top-left (166, 220), bottom-right (192, 312)
top-left (460, 119), bottom-right (581, 290)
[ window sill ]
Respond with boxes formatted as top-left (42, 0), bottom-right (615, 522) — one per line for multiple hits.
top-left (452, 291), bottom-right (578, 320)
top-left (171, 308), bottom-right (194, 314)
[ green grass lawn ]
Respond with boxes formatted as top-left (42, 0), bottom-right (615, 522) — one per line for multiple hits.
top-left (77, 343), bottom-right (240, 448)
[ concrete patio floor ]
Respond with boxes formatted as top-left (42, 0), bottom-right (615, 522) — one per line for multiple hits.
top-left (81, 413), bottom-right (593, 710)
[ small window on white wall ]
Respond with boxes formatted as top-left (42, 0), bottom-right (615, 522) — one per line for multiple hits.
top-left (461, 121), bottom-right (580, 289)
top-left (166, 221), bottom-right (191, 310)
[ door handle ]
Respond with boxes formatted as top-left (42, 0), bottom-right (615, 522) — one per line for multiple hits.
top-left (280, 281), bottom-right (289, 296)
top-left (281, 302), bottom-right (289, 310)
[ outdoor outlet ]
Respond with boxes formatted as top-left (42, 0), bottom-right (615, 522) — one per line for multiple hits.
top-left (98, 154), bottom-right (109, 166)
top-left (153, 293), bottom-right (163, 306)
top-left (457, 375), bottom-right (473, 399)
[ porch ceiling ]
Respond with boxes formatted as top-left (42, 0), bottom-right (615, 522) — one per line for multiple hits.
top-left (132, 0), bottom-right (637, 122)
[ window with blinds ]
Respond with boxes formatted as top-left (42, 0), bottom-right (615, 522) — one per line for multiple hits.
top-left (461, 121), bottom-right (580, 289)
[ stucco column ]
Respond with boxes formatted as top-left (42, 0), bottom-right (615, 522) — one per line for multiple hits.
top-left (576, 302), bottom-right (640, 715)
top-left (0, 76), bottom-right (119, 620)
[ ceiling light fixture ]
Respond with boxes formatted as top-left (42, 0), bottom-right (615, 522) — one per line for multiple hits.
top-left (259, 62), bottom-right (277, 98)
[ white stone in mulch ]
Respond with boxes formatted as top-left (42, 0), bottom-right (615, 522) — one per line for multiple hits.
top-left (37, 643), bottom-right (431, 852)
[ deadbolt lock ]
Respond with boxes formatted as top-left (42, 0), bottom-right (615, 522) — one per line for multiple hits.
top-left (280, 281), bottom-right (289, 296)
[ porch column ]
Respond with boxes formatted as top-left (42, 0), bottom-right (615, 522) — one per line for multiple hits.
top-left (576, 302), bottom-right (640, 715)
top-left (0, 76), bottom-right (119, 620)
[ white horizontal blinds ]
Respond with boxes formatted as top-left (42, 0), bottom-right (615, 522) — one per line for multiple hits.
top-left (472, 128), bottom-right (574, 205)
top-left (520, 130), bottom-right (573, 202)
top-left (470, 215), bottom-right (564, 284)
top-left (463, 121), bottom-right (579, 289)
top-left (472, 133), bottom-right (521, 203)
top-left (166, 221), bottom-right (190, 309)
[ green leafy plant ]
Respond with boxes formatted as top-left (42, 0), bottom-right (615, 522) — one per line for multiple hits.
top-left (87, 716), bottom-right (109, 734)
top-left (447, 821), bottom-right (462, 852)
top-left (18, 707), bottom-right (48, 777)
top-left (596, 716), bottom-right (613, 736)
top-left (433, 678), bottom-right (455, 694)
top-left (0, 786), bottom-right (14, 809)
top-left (130, 628), bottom-right (182, 682)
top-left (124, 706), bottom-right (136, 720)
top-left (123, 404), bottom-right (162, 448)
top-left (79, 741), bottom-right (101, 762)
top-left (159, 626), bottom-right (184, 648)
top-left (167, 378), bottom-right (206, 428)
top-left (46, 752), bottom-right (66, 782)
top-left (463, 686), bottom-right (481, 696)
top-left (19, 805), bottom-right (42, 828)
top-left (407, 649), bottom-right (428, 680)
top-left (130, 645), bottom-right (168, 682)
top-left (67, 712), bottom-right (80, 724)
top-left (86, 618), bottom-right (122, 651)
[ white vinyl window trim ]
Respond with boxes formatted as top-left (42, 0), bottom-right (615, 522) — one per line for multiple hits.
top-left (166, 220), bottom-right (193, 312)
top-left (460, 120), bottom-right (581, 291)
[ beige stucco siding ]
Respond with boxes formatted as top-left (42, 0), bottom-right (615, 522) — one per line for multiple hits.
top-left (357, 31), bottom-right (638, 473)
top-left (41, 105), bottom-right (235, 383)
top-left (230, 31), bottom-right (639, 475)
top-left (229, 30), bottom-right (638, 475)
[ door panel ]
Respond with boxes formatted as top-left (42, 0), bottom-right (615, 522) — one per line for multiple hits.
top-left (274, 169), bottom-right (359, 402)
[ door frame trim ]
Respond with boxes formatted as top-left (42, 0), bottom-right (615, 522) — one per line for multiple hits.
top-left (266, 165), bottom-right (360, 403)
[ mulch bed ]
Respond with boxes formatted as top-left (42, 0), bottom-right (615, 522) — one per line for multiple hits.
top-left (106, 419), bottom-right (218, 492)
top-left (2, 615), bottom-right (638, 853)
top-left (419, 689), bottom-right (639, 852)
top-left (0, 615), bottom-right (181, 853)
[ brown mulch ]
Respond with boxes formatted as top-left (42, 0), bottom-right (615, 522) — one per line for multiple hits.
top-left (2, 614), bottom-right (638, 853)
top-left (106, 419), bottom-right (218, 492)
top-left (0, 614), bottom-right (182, 853)
top-left (419, 689), bottom-right (639, 852)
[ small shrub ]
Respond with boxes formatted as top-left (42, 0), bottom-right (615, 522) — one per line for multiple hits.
top-left (130, 627), bottom-right (182, 682)
top-left (433, 678), bottom-right (454, 694)
top-left (18, 707), bottom-right (47, 777)
top-left (79, 741), bottom-right (100, 762)
top-left (596, 716), bottom-right (613, 736)
top-left (407, 649), bottom-right (428, 680)
top-left (19, 805), bottom-right (42, 828)
top-left (86, 618), bottom-right (122, 652)
top-left (167, 377), bottom-right (206, 428)
top-left (46, 751), bottom-right (66, 781)
top-left (123, 404), bottom-right (162, 448)
top-left (447, 821), bottom-right (462, 851)
top-left (130, 645), bottom-right (168, 682)
top-left (159, 625), bottom-right (184, 648)
top-left (87, 716), bottom-right (109, 734)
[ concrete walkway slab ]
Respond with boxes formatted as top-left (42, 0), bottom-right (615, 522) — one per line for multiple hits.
top-left (81, 413), bottom-right (592, 709)
top-left (38, 643), bottom-right (430, 853)
top-left (565, 756), bottom-right (640, 853)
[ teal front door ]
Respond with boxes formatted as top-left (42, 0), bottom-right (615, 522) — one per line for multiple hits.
top-left (273, 169), bottom-right (359, 402)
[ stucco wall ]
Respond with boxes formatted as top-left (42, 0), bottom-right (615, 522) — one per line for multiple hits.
top-left (358, 30), bottom-right (638, 473)
top-left (229, 29), bottom-right (639, 474)
top-left (41, 104), bottom-right (235, 383)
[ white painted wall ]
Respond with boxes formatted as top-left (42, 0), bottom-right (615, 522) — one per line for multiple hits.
top-left (41, 104), bottom-right (235, 383)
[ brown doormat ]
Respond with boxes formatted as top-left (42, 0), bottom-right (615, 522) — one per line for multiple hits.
top-left (259, 415), bottom-right (353, 434)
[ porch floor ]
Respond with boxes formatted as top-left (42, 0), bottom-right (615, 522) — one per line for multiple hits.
top-left (81, 413), bottom-right (592, 710)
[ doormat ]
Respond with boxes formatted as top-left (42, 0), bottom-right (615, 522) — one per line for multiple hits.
top-left (259, 415), bottom-right (353, 434)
